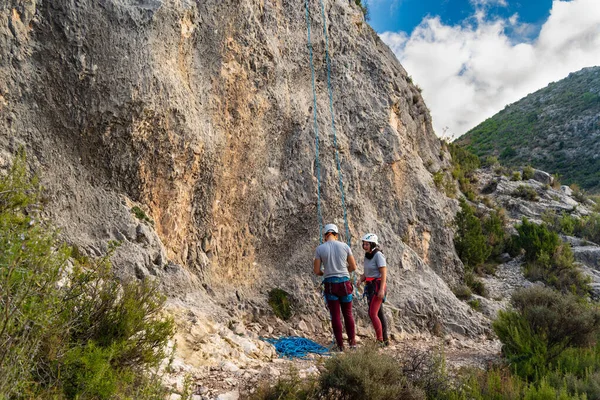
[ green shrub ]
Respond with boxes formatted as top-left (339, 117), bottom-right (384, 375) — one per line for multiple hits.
top-left (453, 285), bottom-right (472, 300)
top-left (516, 218), bottom-right (560, 263)
top-left (131, 205), bottom-right (154, 225)
top-left (269, 288), bottom-right (293, 320)
top-left (433, 170), bottom-right (444, 189)
top-left (482, 210), bottom-right (506, 258)
top-left (0, 152), bottom-right (174, 399)
top-left (250, 368), bottom-right (320, 400)
top-left (513, 185), bottom-right (538, 201)
top-left (0, 151), bottom-right (70, 396)
top-left (493, 286), bottom-right (600, 380)
top-left (454, 199), bottom-right (491, 270)
top-left (522, 166), bottom-right (535, 180)
top-left (481, 156), bottom-right (499, 167)
top-left (511, 171), bottom-right (522, 181)
top-left (468, 299), bottom-right (482, 311)
top-left (570, 184), bottom-right (588, 203)
top-left (466, 275), bottom-right (488, 297)
top-left (321, 346), bottom-right (426, 400)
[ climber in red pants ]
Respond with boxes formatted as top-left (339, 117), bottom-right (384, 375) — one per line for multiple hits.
top-left (358, 233), bottom-right (389, 346)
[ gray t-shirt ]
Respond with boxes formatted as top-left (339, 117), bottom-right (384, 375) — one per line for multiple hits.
top-left (364, 251), bottom-right (386, 278)
top-left (314, 241), bottom-right (353, 279)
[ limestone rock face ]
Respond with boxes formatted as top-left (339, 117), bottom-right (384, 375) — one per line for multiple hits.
top-left (1, 0), bottom-right (475, 335)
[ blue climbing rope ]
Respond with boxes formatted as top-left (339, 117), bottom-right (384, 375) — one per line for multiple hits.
top-left (305, 0), bottom-right (359, 296)
top-left (304, 0), bottom-right (324, 244)
top-left (318, 0), bottom-right (351, 248)
top-left (263, 336), bottom-right (330, 359)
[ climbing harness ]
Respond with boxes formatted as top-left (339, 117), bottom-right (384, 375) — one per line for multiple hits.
top-left (262, 336), bottom-right (330, 359)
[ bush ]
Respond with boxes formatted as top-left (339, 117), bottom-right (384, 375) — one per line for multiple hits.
top-left (250, 368), bottom-right (320, 400)
top-left (522, 166), bottom-right (535, 180)
top-left (465, 272), bottom-right (487, 297)
top-left (454, 199), bottom-right (491, 270)
top-left (0, 152), bottom-right (174, 399)
top-left (482, 210), bottom-right (506, 258)
top-left (493, 286), bottom-right (600, 380)
top-left (516, 218), bottom-right (560, 263)
top-left (511, 171), bottom-right (522, 181)
top-left (321, 346), bottom-right (425, 400)
top-left (453, 285), bottom-right (472, 300)
top-left (269, 288), bottom-right (293, 320)
top-left (513, 185), bottom-right (538, 201)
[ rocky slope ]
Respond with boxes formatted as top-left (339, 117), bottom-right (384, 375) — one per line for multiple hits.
top-left (456, 66), bottom-right (600, 192)
top-left (0, 0), bottom-right (490, 368)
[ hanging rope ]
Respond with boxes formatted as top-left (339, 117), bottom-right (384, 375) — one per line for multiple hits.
top-left (318, 0), bottom-right (351, 248)
top-left (304, 0), bottom-right (324, 244)
top-left (315, 0), bottom-right (360, 296)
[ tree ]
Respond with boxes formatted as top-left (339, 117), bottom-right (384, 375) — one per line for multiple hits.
top-left (454, 198), bottom-right (491, 270)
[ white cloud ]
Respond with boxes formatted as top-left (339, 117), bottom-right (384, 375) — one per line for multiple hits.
top-left (379, 0), bottom-right (600, 139)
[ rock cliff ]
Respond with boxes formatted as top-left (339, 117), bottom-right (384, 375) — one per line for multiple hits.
top-left (0, 0), bottom-right (486, 349)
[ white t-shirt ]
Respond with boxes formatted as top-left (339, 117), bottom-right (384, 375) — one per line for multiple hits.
top-left (364, 251), bottom-right (386, 278)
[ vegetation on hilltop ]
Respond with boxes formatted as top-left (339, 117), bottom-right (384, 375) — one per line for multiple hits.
top-left (456, 66), bottom-right (600, 192)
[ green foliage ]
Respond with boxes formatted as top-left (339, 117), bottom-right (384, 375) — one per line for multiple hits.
top-left (0, 152), bottom-right (174, 399)
top-left (269, 288), bottom-right (293, 320)
top-left (513, 185), bottom-right (538, 201)
top-left (481, 155), bottom-right (499, 167)
top-left (493, 286), bottom-right (600, 381)
top-left (514, 218), bottom-right (590, 295)
top-left (0, 151), bottom-right (70, 397)
top-left (516, 218), bottom-right (560, 263)
top-left (465, 272), bottom-right (487, 297)
top-left (131, 205), bottom-right (154, 225)
top-left (354, 0), bottom-right (369, 20)
top-left (321, 346), bottom-right (425, 400)
top-left (468, 299), bottom-right (482, 311)
top-left (251, 368), bottom-right (320, 400)
top-left (570, 184), bottom-right (588, 204)
top-left (522, 166), bottom-right (535, 180)
top-left (448, 143), bottom-right (479, 199)
top-left (482, 210), bottom-right (506, 258)
top-left (433, 170), bottom-right (444, 188)
top-left (453, 284), bottom-right (472, 300)
top-left (511, 171), bottom-right (522, 181)
top-left (454, 199), bottom-right (492, 270)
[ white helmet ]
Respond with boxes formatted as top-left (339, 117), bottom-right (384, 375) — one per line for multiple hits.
top-left (323, 223), bottom-right (339, 236)
top-left (361, 233), bottom-right (379, 245)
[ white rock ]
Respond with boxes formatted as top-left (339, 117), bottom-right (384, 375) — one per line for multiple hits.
top-left (221, 361), bottom-right (240, 372)
top-left (216, 391), bottom-right (240, 400)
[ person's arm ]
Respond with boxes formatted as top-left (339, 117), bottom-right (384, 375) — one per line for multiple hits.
top-left (313, 258), bottom-right (324, 276)
top-left (347, 254), bottom-right (357, 272)
top-left (377, 266), bottom-right (387, 299)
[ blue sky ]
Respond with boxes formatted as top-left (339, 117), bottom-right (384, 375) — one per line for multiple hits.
top-left (369, 0), bottom-right (552, 39)
top-left (372, 0), bottom-right (600, 138)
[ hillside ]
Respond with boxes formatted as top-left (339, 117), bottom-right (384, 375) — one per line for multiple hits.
top-left (455, 66), bottom-right (600, 192)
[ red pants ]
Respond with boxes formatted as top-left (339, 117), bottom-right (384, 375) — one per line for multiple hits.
top-left (365, 279), bottom-right (388, 343)
top-left (327, 299), bottom-right (356, 350)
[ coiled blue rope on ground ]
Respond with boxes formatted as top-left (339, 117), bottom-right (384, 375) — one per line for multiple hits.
top-left (263, 336), bottom-right (330, 359)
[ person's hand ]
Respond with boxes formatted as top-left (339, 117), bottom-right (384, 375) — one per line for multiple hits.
top-left (377, 289), bottom-right (385, 300)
